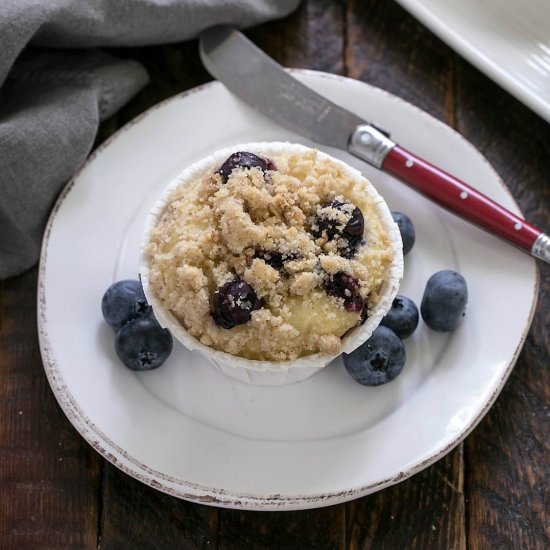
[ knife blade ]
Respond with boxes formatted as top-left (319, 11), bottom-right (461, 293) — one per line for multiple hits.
top-left (199, 25), bottom-right (549, 264)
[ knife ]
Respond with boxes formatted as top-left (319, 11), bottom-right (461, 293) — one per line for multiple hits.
top-left (199, 26), bottom-right (550, 264)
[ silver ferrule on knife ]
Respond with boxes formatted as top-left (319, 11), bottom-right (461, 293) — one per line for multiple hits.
top-left (348, 125), bottom-right (396, 169)
top-left (531, 233), bottom-right (550, 263)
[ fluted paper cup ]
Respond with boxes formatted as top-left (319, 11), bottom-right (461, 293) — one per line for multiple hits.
top-left (139, 142), bottom-right (403, 386)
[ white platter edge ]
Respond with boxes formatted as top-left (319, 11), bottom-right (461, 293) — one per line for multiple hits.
top-left (395, 0), bottom-right (550, 124)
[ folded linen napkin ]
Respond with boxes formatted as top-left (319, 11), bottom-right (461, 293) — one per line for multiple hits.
top-left (0, 0), bottom-right (299, 279)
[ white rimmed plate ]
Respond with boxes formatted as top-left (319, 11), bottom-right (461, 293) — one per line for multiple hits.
top-left (396, 0), bottom-right (550, 123)
top-left (38, 70), bottom-right (538, 510)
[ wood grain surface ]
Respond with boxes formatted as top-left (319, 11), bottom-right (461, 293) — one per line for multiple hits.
top-left (1, 1), bottom-right (548, 548)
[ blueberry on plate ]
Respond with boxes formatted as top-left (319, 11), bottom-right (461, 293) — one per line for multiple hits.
top-left (101, 279), bottom-right (152, 329)
top-left (344, 326), bottom-right (406, 386)
top-left (391, 211), bottom-right (415, 255)
top-left (115, 316), bottom-right (173, 371)
top-left (380, 295), bottom-right (419, 339)
top-left (212, 278), bottom-right (263, 329)
top-left (421, 270), bottom-right (468, 332)
top-left (217, 151), bottom-right (274, 182)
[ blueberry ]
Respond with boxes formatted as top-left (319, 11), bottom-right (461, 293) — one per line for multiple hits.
top-left (380, 295), bottom-right (419, 339)
top-left (101, 279), bottom-right (152, 329)
top-left (421, 270), bottom-right (468, 331)
top-left (325, 272), bottom-right (364, 312)
top-left (313, 200), bottom-right (364, 258)
top-left (115, 316), bottom-right (173, 371)
top-left (254, 249), bottom-right (301, 272)
top-left (217, 151), bottom-right (274, 182)
top-left (344, 326), bottom-right (406, 386)
top-left (391, 211), bottom-right (415, 255)
top-left (359, 302), bottom-right (369, 325)
top-left (212, 278), bottom-right (263, 329)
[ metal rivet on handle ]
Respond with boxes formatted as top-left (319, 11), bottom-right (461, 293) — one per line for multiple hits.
top-left (359, 133), bottom-right (372, 145)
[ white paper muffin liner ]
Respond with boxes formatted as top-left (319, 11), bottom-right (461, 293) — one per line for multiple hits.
top-left (139, 142), bottom-right (404, 386)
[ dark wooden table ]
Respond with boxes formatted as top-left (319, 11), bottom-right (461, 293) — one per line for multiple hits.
top-left (1, 1), bottom-right (548, 548)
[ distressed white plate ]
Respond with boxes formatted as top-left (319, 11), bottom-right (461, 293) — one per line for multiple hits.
top-left (38, 71), bottom-right (538, 510)
top-left (396, 0), bottom-right (550, 123)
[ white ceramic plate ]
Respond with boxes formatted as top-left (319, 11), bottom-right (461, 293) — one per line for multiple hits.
top-left (38, 71), bottom-right (538, 510)
top-left (396, 0), bottom-right (550, 123)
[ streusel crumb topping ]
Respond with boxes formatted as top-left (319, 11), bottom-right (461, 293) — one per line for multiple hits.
top-left (146, 149), bottom-right (393, 360)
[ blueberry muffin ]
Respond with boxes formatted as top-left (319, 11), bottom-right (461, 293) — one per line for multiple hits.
top-left (141, 142), bottom-right (402, 371)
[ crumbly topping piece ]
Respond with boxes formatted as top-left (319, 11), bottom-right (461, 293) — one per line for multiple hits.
top-left (147, 149), bottom-right (393, 361)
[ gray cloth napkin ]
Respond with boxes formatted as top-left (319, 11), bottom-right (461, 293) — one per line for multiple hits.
top-left (0, 0), bottom-right (299, 279)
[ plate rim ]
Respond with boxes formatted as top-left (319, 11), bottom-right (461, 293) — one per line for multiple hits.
top-left (37, 70), bottom-right (540, 510)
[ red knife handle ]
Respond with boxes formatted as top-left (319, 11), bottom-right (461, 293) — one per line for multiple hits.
top-left (382, 145), bottom-right (541, 251)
